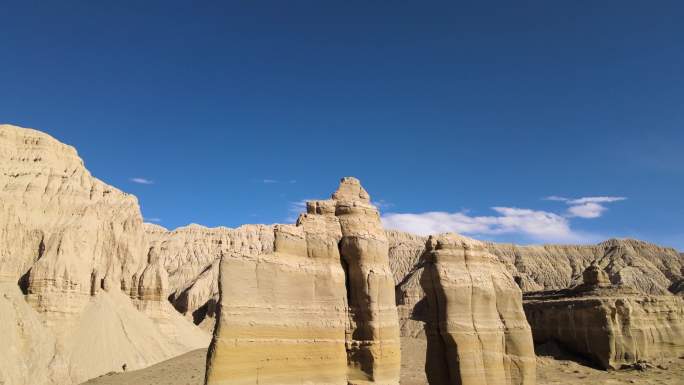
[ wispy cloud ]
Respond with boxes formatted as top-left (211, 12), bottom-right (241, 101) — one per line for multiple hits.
top-left (144, 217), bottom-right (162, 223)
top-left (256, 178), bottom-right (298, 184)
top-left (285, 200), bottom-right (309, 222)
top-left (544, 195), bottom-right (627, 219)
top-left (382, 207), bottom-right (591, 243)
top-left (372, 199), bottom-right (394, 210)
top-left (130, 177), bottom-right (154, 185)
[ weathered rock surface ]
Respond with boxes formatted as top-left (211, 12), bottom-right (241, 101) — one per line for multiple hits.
top-left (486, 239), bottom-right (683, 295)
top-left (524, 265), bottom-right (684, 369)
top-left (205, 177), bottom-right (401, 385)
top-left (419, 233), bottom-right (536, 385)
top-left (0, 125), bottom-right (208, 385)
top-left (145, 222), bottom-right (274, 329)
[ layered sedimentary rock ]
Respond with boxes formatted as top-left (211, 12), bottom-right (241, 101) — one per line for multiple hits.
top-left (524, 265), bottom-right (684, 369)
top-left (145, 223), bottom-right (274, 329)
top-left (0, 125), bottom-right (207, 385)
top-left (419, 234), bottom-right (536, 385)
top-left (205, 177), bottom-right (401, 385)
top-left (486, 239), bottom-right (683, 295)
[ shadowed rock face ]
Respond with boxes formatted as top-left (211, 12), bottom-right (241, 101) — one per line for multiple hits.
top-left (0, 125), bottom-right (208, 385)
top-left (524, 265), bottom-right (684, 369)
top-left (420, 234), bottom-right (536, 385)
top-left (205, 177), bottom-right (401, 385)
top-left (332, 177), bottom-right (402, 384)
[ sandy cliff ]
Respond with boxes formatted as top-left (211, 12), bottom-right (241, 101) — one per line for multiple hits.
top-left (0, 125), bottom-right (208, 385)
top-left (205, 177), bottom-right (402, 385)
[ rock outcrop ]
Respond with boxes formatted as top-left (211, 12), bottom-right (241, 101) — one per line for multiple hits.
top-left (486, 239), bottom-right (683, 295)
top-left (0, 125), bottom-right (208, 385)
top-left (419, 234), bottom-right (536, 385)
top-left (205, 177), bottom-right (401, 385)
top-left (145, 223), bottom-right (274, 330)
top-left (523, 265), bottom-right (684, 369)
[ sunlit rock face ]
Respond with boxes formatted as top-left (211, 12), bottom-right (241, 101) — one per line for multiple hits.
top-left (0, 125), bottom-right (207, 385)
top-left (524, 265), bottom-right (684, 370)
top-left (486, 239), bottom-right (683, 295)
top-left (205, 177), bottom-right (401, 385)
top-left (145, 222), bottom-right (275, 330)
top-left (419, 234), bottom-right (536, 385)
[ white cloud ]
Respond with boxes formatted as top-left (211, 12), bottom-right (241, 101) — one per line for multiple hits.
top-left (372, 199), bottom-right (394, 210)
top-left (144, 217), bottom-right (162, 223)
top-left (544, 195), bottom-right (626, 219)
top-left (544, 195), bottom-right (569, 202)
top-left (262, 179), bottom-right (278, 184)
top-left (130, 177), bottom-right (154, 185)
top-left (382, 207), bottom-right (588, 243)
top-left (285, 200), bottom-right (309, 222)
top-left (567, 196), bottom-right (626, 205)
top-left (566, 202), bottom-right (606, 218)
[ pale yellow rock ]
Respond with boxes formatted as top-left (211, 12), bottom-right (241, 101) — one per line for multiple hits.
top-left (205, 221), bottom-right (348, 385)
top-left (485, 239), bottom-right (683, 295)
top-left (331, 178), bottom-right (401, 385)
top-left (419, 233), bottom-right (536, 385)
top-left (524, 267), bottom-right (684, 369)
top-left (205, 178), bottom-right (401, 385)
top-left (145, 222), bottom-right (275, 327)
top-left (0, 124), bottom-right (208, 385)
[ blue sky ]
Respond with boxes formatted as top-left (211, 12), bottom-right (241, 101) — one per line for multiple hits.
top-left (1, 1), bottom-right (682, 249)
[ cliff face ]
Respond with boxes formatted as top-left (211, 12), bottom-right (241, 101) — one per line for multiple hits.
top-left (486, 239), bottom-right (683, 295)
top-left (145, 223), bottom-right (275, 330)
top-left (0, 125), bottom-right (207, 385)
top-left (205, 178), bottom-right (401, 385)
top-left (524, 266), bottom-right (684, 369)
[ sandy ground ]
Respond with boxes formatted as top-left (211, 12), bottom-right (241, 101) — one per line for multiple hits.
top-left (81, 346), bottom-right (684, 385)
top-left (81, 349), bottom-right (206, 385)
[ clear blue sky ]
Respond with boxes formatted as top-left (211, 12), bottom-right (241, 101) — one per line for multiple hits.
top-left (1, 1), bottom-right (682, 249)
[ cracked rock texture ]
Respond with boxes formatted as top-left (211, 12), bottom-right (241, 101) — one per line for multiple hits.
top-left (0, 125), bottom-right (208, 385)
top-left (524, 265), bottom-right (684, 369)
top-left (205, 177), bottom-right (401, 385)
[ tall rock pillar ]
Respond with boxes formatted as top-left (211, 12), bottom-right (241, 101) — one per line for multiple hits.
top-left (333, 177), bottom-right (402, 384)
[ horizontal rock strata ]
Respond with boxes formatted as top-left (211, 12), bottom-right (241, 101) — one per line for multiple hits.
top-left (420, 234), bottom-right (536, 385)
top-left (524, 265), bottom-right (684, 370)
top-left (205, 178), bottom-right (401, 385)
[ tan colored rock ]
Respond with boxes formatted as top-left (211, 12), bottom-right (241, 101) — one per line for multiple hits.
top-left (205, 177), bottom-right (401, 385)
top-left (145, 222), bottom-right (275, 327)
top-left (205, 219), bottom-right (348, 385)
top-left (524, 265), bottom-right (684, 369)
top-left (0, 125), bottom-right (208, 385)
top-left (333, 178), bottom-right (402, 384)
top-left (485, 239), bottom-right (683, 295)
top-left (419, 233), bottom-right (536, 385)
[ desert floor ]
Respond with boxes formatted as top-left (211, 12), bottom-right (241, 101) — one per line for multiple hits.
top-left (81, 346), bottom-right (684, 385)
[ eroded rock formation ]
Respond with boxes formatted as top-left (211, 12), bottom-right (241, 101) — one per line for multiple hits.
top-left (523, 265), bottom-right (684, 369)
top-left (0, 125), bottom-right (208, 385)
top-left (205, 177), bottom-right (401, 385)
top-left (487, 239), bottom-right (683, 295)
top-left (145, 223), bottom-right (274, 330)
top-left (419, 234), bottom-right (536, 385)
